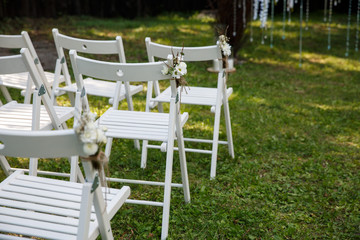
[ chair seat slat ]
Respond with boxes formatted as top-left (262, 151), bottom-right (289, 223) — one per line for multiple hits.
top-left (0, 191), bottom-right (82, 210)
top-left (153, 86), bottom-right (233, 106)
top-left (58, 78), bottom-right (143, 98)
top-left (0, 71), bottom-right (58, 90)
top-left (0, 104), bottom-right (74, 131)
top-left (3, 184), bottom-right (83, 202)
top-left (0, 198), bottom-right (81, 218)
top-left (0, 214), bottom-right (78, 235)
top-left (0, 223), bottom-right (77, 240)
top-left (0, 206), bottom-right (80, 226)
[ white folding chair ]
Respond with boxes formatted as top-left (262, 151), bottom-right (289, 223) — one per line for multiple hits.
top-left (52, 28), bottom-right (143, 110)
top-left (143, 38), bottom-right (235, 179)
top-left (70, 50), bottom-right (190, 240)
top-left (0, 31), bottom-right (61, 104)
top-left (0, 129), bottom-right (130, 240)
top-left (0, 48), bottom-right (79, 181)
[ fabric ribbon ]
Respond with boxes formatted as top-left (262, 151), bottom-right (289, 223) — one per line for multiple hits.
top-left (81, 151), bottom-right (109, 188)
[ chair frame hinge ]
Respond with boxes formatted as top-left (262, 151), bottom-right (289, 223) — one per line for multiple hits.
top-left (37, 84), bottom-right (46, 96)
top-left (60, 56), bottom-right (65, 64)
top-left (34, 57), bottom-right (39, 65)
top-left (81, 87), bottom-right (86, 98)
top-left (91, 174), bottom-right (99, 193)
top-left (175, 92), bottom-right (179, 103)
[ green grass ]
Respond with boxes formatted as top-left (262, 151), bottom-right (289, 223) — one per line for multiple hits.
top-left (1, 11), bottom-right (360, 239)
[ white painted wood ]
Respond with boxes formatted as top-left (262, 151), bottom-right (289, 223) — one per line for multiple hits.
top-left (52, 28), bottom-right (142, 149)
top-left (125, 199), bottom-right (164, 207)
top-left (145, 37), bottom-right (235, 179)
top-left (52, 28), bottom-right (143, 109)
top-left (210, 75), bottom-right (224, 179)
top-left (174, 95), bottom-right (191, 204)
top-left (70, 51), bottom-right (190, 239)
top-left (0, 32), bottom-right (60, 103)
top-left (77, 182), bottom-right (94, 240)
top-left (0, 155), bottom-right (11, 175)
top-left (0, 130), bottom-right (130, 239)
top-left (222, 82), bottom-right (235, 159)
top-left (0, 223), bottom-right (77, 240)
top-left (0, 233), bottom-right (33, 240)
top-left (0, 85), bottom-right (12, 102)
top-left (0, 49), bottom-right (81, 181)
top-left (29, 89), bottom-right (40, 176)
top-left (161, 82), bottom-right (177, 240)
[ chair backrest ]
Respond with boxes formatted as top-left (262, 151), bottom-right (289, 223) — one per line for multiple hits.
top-left (52, 28), bottom-right (126, 87)
top-left (69, 49), bottom-right (172, 110)
top-left (0, 31), bottom-right (51, 93)
top-left (144, 37), bottom-right (225, 112)
top-left (0, 128), bottom-right (108, 239)
top-left (145, 37), bottom-right (223, 63)
top-left (0, 48), bottom-right (62, 129)
top-left (0, 129), bottom-right (85, 158)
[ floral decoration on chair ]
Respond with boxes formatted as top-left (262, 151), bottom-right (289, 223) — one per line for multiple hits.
top-left (75, 110), bottom-right (109, 186)
top-left (219, 34), bottom-right (232, 70)
top-left (161, 47), bottom-right (188, 89)
top-left (219, 34), bottom-right (231, 57)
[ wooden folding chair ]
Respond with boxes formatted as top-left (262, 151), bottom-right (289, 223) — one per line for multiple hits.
top-left (70, 50), bottom-right (190, 240)
top-left (143, 38), bottom-right (235, 179)
top-left (51, 28), bottom-right (143, 110)
top-left (0, 31), bottom-right (61, 104)
top-left (0, 48), bottom-right (79, 181)
top-left (0, 129), bottom-right (130, 239)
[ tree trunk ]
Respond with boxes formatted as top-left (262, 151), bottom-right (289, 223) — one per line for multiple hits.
top-left (211, 0), bottom-right (252, 59)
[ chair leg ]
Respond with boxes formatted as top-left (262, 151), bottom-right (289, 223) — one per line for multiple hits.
top-left (161, 142), bottom-right (175, 240)
top-left (210, 105), bottom-right (222, 180)
top-left (153, 80), bottom-right (164, 113)
top-left (124, 82), bottom-right (140, 150)
top-left (223, 96), bottom-right (235, 158)
top-left (29, 158), bottom-right (38, 176)
top-left (0, 86), bottom-right (12, 103)
top-left (175, 115), bottom-right (190, 203)
top-left (105, 137), bottom-right (114, 158)
top-left (0, 155), bottom-right (11, 176)
top-left (141, 140), bottom-right (148, 168)
top-left (83, 162), bottom-right (114, 240)
top-left (70, 156), bottom-right (79, 182)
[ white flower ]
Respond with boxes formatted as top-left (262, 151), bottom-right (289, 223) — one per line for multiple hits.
top-left (175, 62), bottom-right (187, 76)
top-left (161, 65), bottom-right (169, 75)
top-left (219, 35), bottom-right (227, 43)
top-left (83, 142), bottom-right (98, 155)
top-left (80, 122), bottom-right (97, 143)
top-left (172, 69), bottom-right (181, 79)
top-left (96, 128), bottom-right (107, 144)
top-left (222, 43), bottom-right (231, 56)
top-left (219, 35), bottom-right (232, 57)
top-left (83, 111), bottom-right (96, 122)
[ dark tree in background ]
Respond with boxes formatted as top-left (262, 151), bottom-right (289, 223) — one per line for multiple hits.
top-left (209, 0), bottom-right (252, 59)
top-left (0, 0), bottom-right (356, 58)
top-left (0, 0), bottom-right (210, 19)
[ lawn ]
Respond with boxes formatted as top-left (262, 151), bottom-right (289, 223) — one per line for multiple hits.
top-left (0, 11), bottom-right (359, 239)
